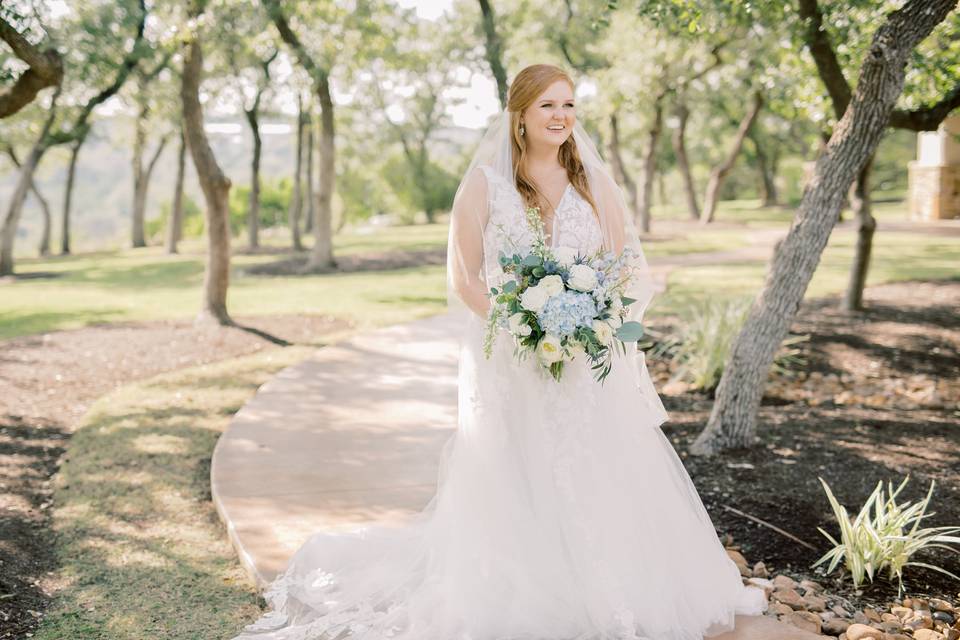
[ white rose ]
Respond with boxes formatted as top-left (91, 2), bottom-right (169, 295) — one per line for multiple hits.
top-left (553, 246), bottom-right (578, 267)
top-left (592, 319), bottom-right (614, 345)
top-left (520, 284), bottom-right (549, 312)
top-left (610, 296), bottom-right (624, 313)
top-left (606, 312), bottom-right (624, 330)
top-left (508, 312), bottom-right (532, 336)
top-left (536, 334), bottom-right (564, 364)
top-left (538, 274), bottom-right (564, 296)
top-left (568, 264), bottom-right (598, 292)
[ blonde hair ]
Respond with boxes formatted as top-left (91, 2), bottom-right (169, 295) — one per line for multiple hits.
top-left (507, 64), bottom-right (599, 222)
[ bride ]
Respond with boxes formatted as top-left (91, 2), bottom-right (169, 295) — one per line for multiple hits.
top-left (233, 63), bottom-right (768, 640)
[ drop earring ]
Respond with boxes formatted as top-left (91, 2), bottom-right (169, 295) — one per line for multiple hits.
top-left (519, 122), bottom-right (525, 137)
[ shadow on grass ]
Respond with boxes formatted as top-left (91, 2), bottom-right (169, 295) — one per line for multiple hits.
top-left (33, 350), bottom-right (312, 640)
top-left (0, 309), bottom-right (127, 340)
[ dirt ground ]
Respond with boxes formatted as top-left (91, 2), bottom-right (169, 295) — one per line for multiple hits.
top-left (1, 278), bottom-right (957, 637)
top-left (656, 279), bottom-right (960, 609)
top-left (0, 314), bottom-right (349, 639)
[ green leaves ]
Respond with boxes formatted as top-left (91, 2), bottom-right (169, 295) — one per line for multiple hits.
top-left (614, 320), bottom-right (645, 342)
top-left (813, 475), bottom-right (960, 597)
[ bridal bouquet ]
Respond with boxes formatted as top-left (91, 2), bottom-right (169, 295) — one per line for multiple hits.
top-left (484, 206), bottom-right (646, 383)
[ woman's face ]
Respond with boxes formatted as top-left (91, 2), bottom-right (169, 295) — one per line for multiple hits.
top-left (521, 79), bottom-right (576, 150)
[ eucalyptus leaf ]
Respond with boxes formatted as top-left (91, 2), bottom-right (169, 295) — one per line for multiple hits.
top-left (614, 321), bottom-right (645, 342)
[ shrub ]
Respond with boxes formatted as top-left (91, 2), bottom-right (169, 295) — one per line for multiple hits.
top-left (146, 195), bottom-right (204, 241)
top-left (648, 296), bottom-right (807, 392)
top-left (813, 475), bottom-right (960, 596)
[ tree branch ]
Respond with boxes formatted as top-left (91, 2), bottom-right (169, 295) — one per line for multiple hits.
top-left (261, 0), bottom-right (329, 90)
top-left (889, 81), bottom-right (960, 131)
top-left (797, 0), bottom-right (852, 120)
top-left (45, 0), bottom-right (148, 146)
top-left (477, 0), bottom-right (509, 109)
top-left (0, 15), bottom-right (63, 118)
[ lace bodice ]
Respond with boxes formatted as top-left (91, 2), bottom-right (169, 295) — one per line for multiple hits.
top-left (479, 165), bottom-right (603, 290)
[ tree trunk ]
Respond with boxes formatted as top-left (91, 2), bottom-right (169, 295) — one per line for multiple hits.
top-left (750, 129), bottom-right (779, 207)
top-left (304, 115), bottom-right (315, 234)
top-left (33, 179), bottom-right (51, 256)
top-left (657, 173), bottom-right (667, 208)
top-left (607, 112), bottom-right (639, 219)
top-left (60, 136), bottom-right (83, 255)
top-left (672, 101), bottom-right (700, 220)
top-left (477, 0), bottom-right (509, 109)
top-left (690, 0), bottom-right (955, 456)
top-left (5, 146), bottom-right (52, 256)
top-left (700, 90), bottom-right (763, 224)
top-left (132, 102), bottom-right (148, 247)
top-left (289, 95), bottom-right (304, 251)
top-left (132, 126), bottom-right (168, 248)
top-left (308, 78), bottom-right (336, 270)
top-left (165, 128), bottom-right (186, 254)
top-left (843, 155), bottom-right (875, 311)
top-left (0, 143), bottom-right (47, 275)
top-left (0, 86), bottom-right (60, 276)
top-left (245, 104), bottom-right (262, 249)
top-left (637, 96), bottom-right (663, 234)
top-left (181, 31), bottom-right (232, 325)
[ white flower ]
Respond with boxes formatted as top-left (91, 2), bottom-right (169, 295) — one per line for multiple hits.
top-left (611, 296), bottom-right (624, 313)
top-left (606, 313), bottom-right (624, 330)
top-left (538, 274), bottom-right (564, 296)
top-left (508, 312), bottom-right (532, 336)
top-left (553, 246), bottom-right (578, 267)
top-left (536, 334), bottom-right (564, 364)
top-left (592, 319), bottom-right (614, 345)
top-left (520, 284), bottom-right (549, 312)
top-left (568, 264), bottom-right (599, 292)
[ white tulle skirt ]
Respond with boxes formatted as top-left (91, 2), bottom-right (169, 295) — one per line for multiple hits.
top-left (233, 314), bottom-right (768, 640)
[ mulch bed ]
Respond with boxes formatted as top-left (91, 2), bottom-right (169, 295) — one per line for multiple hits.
top-left (0, 313), bottom-right (349, 639)
top-left (652, 278), bottom-right (960, 611)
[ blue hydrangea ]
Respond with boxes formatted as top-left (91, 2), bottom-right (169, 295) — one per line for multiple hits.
top-left (537, 290), bottom-right (597, 338)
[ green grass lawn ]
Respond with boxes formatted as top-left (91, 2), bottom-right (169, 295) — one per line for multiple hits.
top-left (3, 200), bottom-right (952, 341)
top-left (2, 225), bottom-right (452, 340)
top-left (35, 347), bottom-right (311, 640)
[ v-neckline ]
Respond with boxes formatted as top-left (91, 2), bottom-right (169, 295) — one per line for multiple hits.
top-left (544, 183), bottom-right (572, 248)
top-left (550, 182), bottom-right (573, 214)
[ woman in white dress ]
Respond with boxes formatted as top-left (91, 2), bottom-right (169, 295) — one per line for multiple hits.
top-left (233, 63), bottom-right (768, 640)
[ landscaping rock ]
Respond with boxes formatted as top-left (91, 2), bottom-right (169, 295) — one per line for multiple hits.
top-left (799, 578), bottom-right (824, 593)
top-left (784, 610), bottom-right (821, 634)
top-left (725, 548), bottom-right (750, 577)
top-left (773, 587), bottom-right (807, 610)
top-left (772, 574), bottom-right (797, 590)
top-left (803, 594), bottom-right (827, 612)
top-left (821, 616), bottom-right (850, 635)
top-left (844, 623), bottom-right (884, 640)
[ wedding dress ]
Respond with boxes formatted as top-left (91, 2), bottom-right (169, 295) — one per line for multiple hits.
top-left (232, 116), bottom-right (768, 640)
